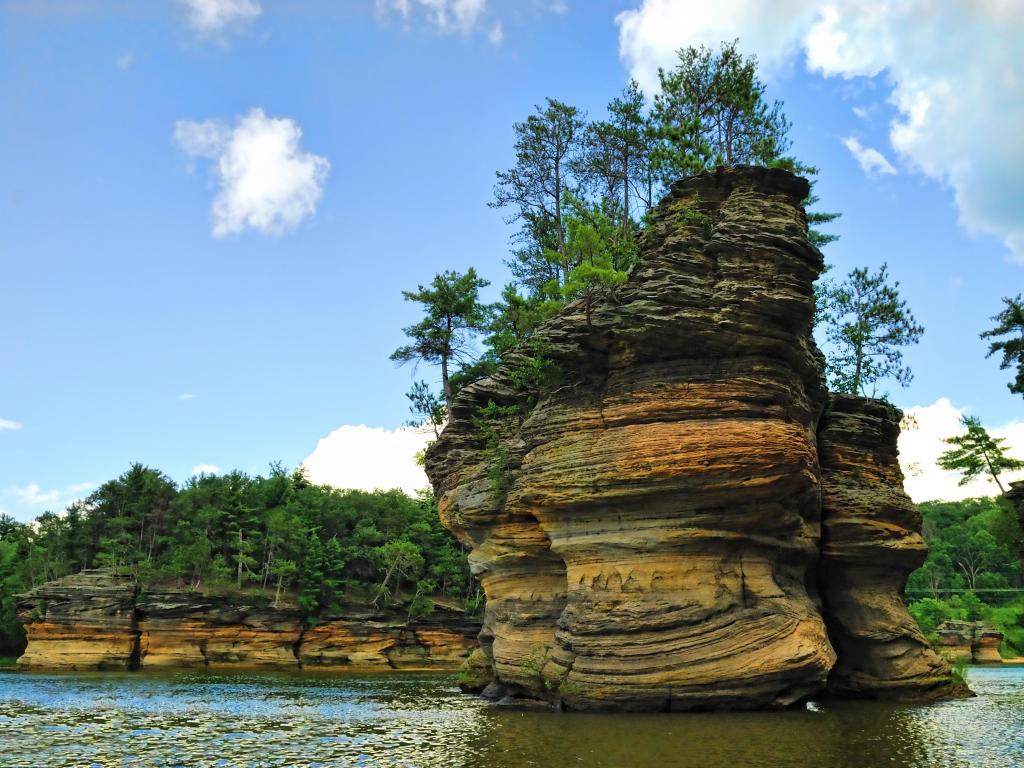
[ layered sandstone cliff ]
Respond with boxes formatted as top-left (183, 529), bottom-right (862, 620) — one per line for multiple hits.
top-left (425, 165), bottom-right (954, 711)
top-left (15, 571), bottom-right (139, 670)
top-left (17, 572), bottom-right (477, 672)
top-left (818, 395), bottom-right (951, 697)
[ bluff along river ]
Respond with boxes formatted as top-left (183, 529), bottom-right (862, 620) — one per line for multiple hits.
top-left (1, 666), bottom-right (1022, 767)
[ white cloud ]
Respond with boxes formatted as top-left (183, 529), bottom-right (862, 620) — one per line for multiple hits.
top-left (0, 418), bottom-right (22, 431)
top-left (378, 0), bottom-right (488, 35)
top-left (190, 464), bottom-right (220, 476)
top-left (174, 108), bottom-right (330, 238)
top-left (117, 51), bottom-right (134, 71)
top-left (177, 392), bottom-right (197, 401)
top-left (851, 105), bottom-right (869, 120)
top-left (615, 0), bottom-right (1024, 262)
top-left (898, 398), bottom-right (1024, 503)
top-left (5, 481), bottom-right (95, 510)
top-left (10, 483), bottom-right (60, 507)
top-left (841, 136), bottom-right (897, 176)
top-left (301, 424), bottom-right (433, 496)
top-left (488, 20), bottom-right (504, 46)
top-left (179, 0), bottom-right (261, 35)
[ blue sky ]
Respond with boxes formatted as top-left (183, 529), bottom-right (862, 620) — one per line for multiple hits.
top-left (2, 0), bottom-right (1022, 520)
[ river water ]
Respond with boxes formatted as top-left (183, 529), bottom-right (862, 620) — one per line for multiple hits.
top-left (1, 666), bottom-right (1021, 768)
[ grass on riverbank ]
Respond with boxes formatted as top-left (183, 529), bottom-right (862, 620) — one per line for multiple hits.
top-left (0, 656), bottom-right (19, 667)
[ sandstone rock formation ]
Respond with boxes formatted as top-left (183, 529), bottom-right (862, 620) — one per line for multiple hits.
top-left (17, 572), bottom-right (477, 672)
top-left (16, 571), bottom-right (138, 670)
top-left (936, 621), bottom-right (1005, 664)
top-left (426, 165), bottom-right (954, 711)
top-left (819, 395), bottom-right (952, 697)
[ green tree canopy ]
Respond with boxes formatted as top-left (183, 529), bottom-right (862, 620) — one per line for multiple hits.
top-left (938, 416), bottom-right (1024, 494)
top-left (491, 98), bottom-right (587, 293)
top-left (819, 263), bottom-right (923, 396)
top-left (390, 268), bottom-right (491, 406)
top-left (981, 294), bottom-right (1024, 397)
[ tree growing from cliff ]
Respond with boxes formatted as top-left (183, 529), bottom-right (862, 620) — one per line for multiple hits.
top-left (819, 263), bottom-right (923, 396)
top-left (981, 295), bottom-right (1024, 398)
top-left (938, 416), bottom-right (1024, 494)
top-left (581, 81), bottom-right (657, 233)
top-left (651, 40), bottom-right (790, 180)
top-left (560, 195), bottom-right (633, 324)
top-left (390, 268), bottom-right (491, 406)
top-left (491, 98), bottom-right (587, 294)
top-left (405, 380), bottom-right (447, 437)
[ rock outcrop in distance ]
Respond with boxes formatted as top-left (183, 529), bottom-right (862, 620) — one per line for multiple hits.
top-left (16, 570), bottom-right (478, 672)
top-left (425, 165), bottom-right (957, 712)
top-left (935, 620), bottom-right (1004, 664)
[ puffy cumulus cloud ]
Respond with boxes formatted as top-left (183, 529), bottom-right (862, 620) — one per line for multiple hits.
top-left (615, 0), bottom-right (1024, 261)
top-left (0, 418), bottom-right (22, 431)
top-left (616, 0), bottom-right (821, 91)
top-left (377, 0), bottom-right (488, 35)
top-left (179, 0), bottom-right (261, 35)
top-left (898, 398), bottom-right (1024, 503)
top-left (301, 424), bottom-right (433, 496)
top-left (190, 464), bottom-right (220, 476)
top-left (841, 136), bottom-right (897, 176)
top-left (175, 108), bottom-right (330, 238)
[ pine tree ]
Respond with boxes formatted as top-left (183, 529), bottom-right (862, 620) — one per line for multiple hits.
top-left (981, 295), bottom-right (1024, 397)
top-left (819, 263), bottom-right (923, 396)
top-left (938, 416), bottom-right (1024, 494)
top-left (390, 268), bottom-right (491, 406)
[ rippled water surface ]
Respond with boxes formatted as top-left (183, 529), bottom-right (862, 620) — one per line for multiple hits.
top-left (1, 666), bottom-right (1022, 767)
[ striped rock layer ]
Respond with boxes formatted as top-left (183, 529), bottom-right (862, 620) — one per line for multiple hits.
top-left (425, 165), bottom-right (953, 711)
top-left (16, 573), bottom-right (477, 672)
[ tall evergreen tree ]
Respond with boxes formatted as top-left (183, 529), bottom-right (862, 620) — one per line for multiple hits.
top-left (981, 295), bottom-right (1024, 397)
top-left (491, 99), bottom-right (586, 293)
top-left (390, 268), bottom-right (491, 406)
top-left (651, 40), bottom-right (791, 181)
top-left (819, 263), bottom-right (924, 396)
top-left (938, 416), bottom-right (1024, 494)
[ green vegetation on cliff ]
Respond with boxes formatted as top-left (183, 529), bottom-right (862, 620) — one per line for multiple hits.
top-left (395, 41), bottom-right (841, 415)
top-left (0, 464), bottom-right (474, 655)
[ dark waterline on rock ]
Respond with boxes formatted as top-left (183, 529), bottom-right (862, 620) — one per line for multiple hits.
top-left (1, 666), bottom-right (1022, 767)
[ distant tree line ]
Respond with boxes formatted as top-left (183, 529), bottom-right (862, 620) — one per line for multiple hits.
top-left (0, 463), bottom-right (475, 656)
top-left (907, 496), bottom-right (1024, 657)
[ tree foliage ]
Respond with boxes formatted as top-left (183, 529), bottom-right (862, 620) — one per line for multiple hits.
top-left (819, 263), bottom-right (923, 396)
top-left (907, 496), bottom-right (1024, 656)
top-left (938, 416), bottom-right (1024, 494)
top-left (981, 294), bottom-right (1024, 397)
top-left (390, 268), bottom-right (491, 407)
top-left (651, 40), bottom-right (790, 180)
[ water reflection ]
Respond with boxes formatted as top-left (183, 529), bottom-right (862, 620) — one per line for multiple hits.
top-left (0, 667), bottom-right (1020, 767)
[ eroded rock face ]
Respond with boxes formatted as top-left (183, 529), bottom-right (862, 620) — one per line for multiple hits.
top-left (818, 395), bottom-right (952, 697)
top-left (425, 165), bottom-right (953, 711)
top-left (137, 594), bottom-right (303, 668)
top-left (17, 571), bottom-right (138, 670)
top-left (17, 574), bottom-right (478, 672)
